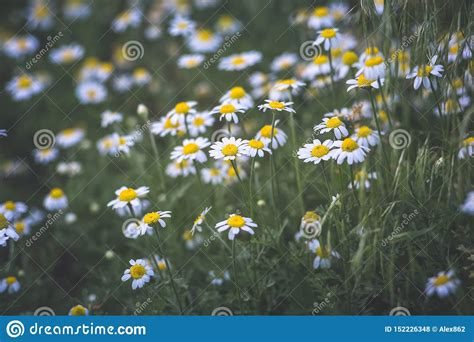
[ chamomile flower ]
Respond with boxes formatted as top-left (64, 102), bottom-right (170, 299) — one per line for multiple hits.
top-left (166, 160), bottom-right (196, 178)
top-left (63, 0), bottom-right (91, 20)
top-left (183, 230), bottom-right (203, 250)
top-left (138, 211), bottom-right (172, 235)
top-left (167, 101), bottom-right (197, 125)
top-left (50, 44), bottom-right (85, 64)
top-left (218, 51), bottom-right (262, 71)
top-left (171, 137), bottom-right (210, 163)
top-left (186, 112), bottom-right (214, 136)
top-left (297, 139), bottom-right (334, 164)
top-left (56, 128), bottom-right (85, 149)
top-left (215, 14), bottom-right (240, 34)
top-left (28, 2), bottom-right (54, 30)
top-left (352, 125), bottom-right (380, 147)
top-left (187, 29), bottom-right (222, 53)
top-left (191, 207), bottom-right (212, 234)
top-left (356, 55), bottom-right (386, 80)
top-left (100, 110), bottom-right (123, 128)
top-left (308, 239), bottom-right (341, 269)
top-left (255, 121), bottom-right (288, 149)
top-left (107, 186), bottom-right (150, 210)
top-left (258, 100), bottom-right (295, 113)
top-left (112, 8), bottom-right (142, 32)
top-left (201, 165), bottom-right (225, 185)
top-left (300, 211), bottom-right (322, 238)
top-left (346, 73), bottom-right (384, 91)
top-left (112, 74), bottom-right (134, 93)
top-left (44, 188), bottom-right (69, 211)
top-left (132, 68), bottom-right (152, 86)
top-left (314, 28), bottom-right (340, 50)
top-left (337, 50), bottom-right (359, 78)
top-left (460, 191), bottom-right (474, 215)
top-left (273, 79), bottom-right (306, 94)
top-left (406, 55), bottom-right (444, 90)
top-left (6, 74), bottom-right (44, 101)
top-left (209, 270), bottom-right (231, 285)
top-left (425, 270), bottom-right (460, 298)
top-left (314, 117), bottom-right (349, 139)
top-left (0, 213), bottom-right (19, 242)
top-left (0, 129), bottom-right (7, 137)
top-left (3, 35), bottom-right (39, 58)
top-left (151, 116), bottom-right (184, 137)
top-left (270, 52), bottom-right (298, 72)
top-left (302, 55), bottom-right (331, 80)
top-left (0, 276), bottom-right (21, 293)
top-left (76, 81), bottom-right (107, 104)
top-left (308, 6), bottom-right (334, 30)
top-left (177, 54), bottom-right (205, 69)
top-left (209, 137), bottom-right (247, 161)
top-left (348, 170), bottom-right (377, 189)
top-left (210, 103), bottom-right (246, 123)
top-left (243, 139), bottom-right (271, 158)
top-left (215, 214), bottom-right (257, 240)
top-left (0, 201), bottom-right (27, 221)
top-left (331, 138), bottom-right (369, 165)
top-left (219, 86), bottom-right (254, 108)
top-left (457, 136), bottom-right (474, 159)
top-left (169, 16), bottom-right (196, 37)
top-left (121, 259), bottom-right (154, 290)
top-left (359, 46), bottom-right (383, 62)
top-left (69, 305), bottom-right (89, 316)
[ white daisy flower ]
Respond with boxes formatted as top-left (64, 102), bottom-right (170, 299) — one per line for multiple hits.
top-left (0, 201), bottom-right (28, 221)
top-left (43, 188), bottom-right (69, 211)
top-left (209, 137), bottom-right (247, 161)
top-left (112, 74), bottom-right (134, 93)
top-left (177, 54), bottom-right (205, 69)
top-left (112, 8), bottom-right (142, 32)
top-left (270, 52), bottom-right (298, 72)
top-left (186, 112), bottom-right (214, 136)
top-left (166, 160), bottom-right (196, 178)
top-left (0, 276), bottom-right (21, 294)
top-left (297, 139), bottom-right (334, 164)
top-left (356, 55), bottom-right (386, 80)
top-left (460, 191), bottom-right (474, 215)
top-left (218, 51), bottom-right (262, 71)
top-left (3, 35), bottom-right (39, 58)
top-left (406, 55), bottom-right (444, 90)
top-left (314, 28), bottom-right (340, 50)
top-left (68, 305), bottom-right (89, 316)
top-left (359, 46), bottom-right (383, 62)
top-left (56, 128), bottom-right (85, 149)
top-left (107, 186), bottom-right (150, 210)
top-left (100, 110), bottom-right (123, 128)
top-left (346, 73), bottom-right (384, 91)
top-left (56, 161), bottom-right (82, 177)
top-left (352, 125), bottom-right (380, 147)
top-left (255, 121), bottom-right (288, 149)
top-left (331, 138), bottom-right (370, 165)
top-left (219, 86), bottom-right (254, 108)
top-left (337, 50), bottom-right (359, 78)
top-left (308, 6), bottom-right (334, 30)
top-left (6, 74), bottom-right (44, 101)
top-left (171, 137), bottom-right (210, 163)
top-left (132, 68), bottom-right (152, 86)
top-left (33, 147), bottom-right (59, 164)
top-left (215, 14), bottom-right (240, 34)
top-left (138, 211), bottom-right (172, 235)
top-left (187, 29), bottom-right (222, 53)
top-left (209, 270), bottom-right (231, 285)
top-left (272, 79), bottom-right (306, 93)
top-left (210, 103), bottom-right (246, 124)
top-left (50, 44), bottom-right (85, 64)
top-left (302, 55), bottom-right (331, 80)
top-left (201, 165), bottom-right (225, 185)
top-left (348, 170), bottom-right (377, 189)
top-left (166, 101), bottom-right (197, 125)
top-left (0, 129), bottom-right (7, 137)
top-left (115, 199), bottom-right (151, 218)
top-left (64, 0), bottom-right (91, 20)
top-left (243, 139), bottom-right (272, 158)
top-left (28, 2), bottom-right (54, 30)
top-left (121, 259), bottom-right (154, 290)
top-left (215, 214), bottom-right (258, 240)
top-left (314, 117), bottom-right (349, 139)
top-left (191, 207), bottom-right (212, 234)
top-left (258, 99), bottom-right (295, 113)
top-left (458, 137), bottom-right (474, 159)
top-left (0, 213), bottom-right (19, 244)
top-left (425, 270), bottom-right (460, 298)
top-left (169, 16), bottom-right (196, 37)
top-left (308, 239), bottom-right (340, 269)
top-left (151, 116), bottom-right (184, 137)
top-left (75, 81), bottom-right (107, 104)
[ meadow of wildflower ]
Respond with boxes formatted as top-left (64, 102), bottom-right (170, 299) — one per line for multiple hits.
top-left (0, 0), bottom-right (473, 317)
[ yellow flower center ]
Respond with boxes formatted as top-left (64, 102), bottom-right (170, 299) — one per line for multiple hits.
top-left (449, 44), bottom-right (459, 54)
top-left (70, 305), bottom-right (87, 316)
top-left (227, 215), bottom-right (245, 228)
top-left (6, 276), bottom-right (17, 285)
top-left (143, 212), bottom-right (160, 225)
top-left (183, 142), bottom-right (200, 155)
top-left (331, 48), bottom-right (342, 58)
top-left (248, 139), bottom-right (264, 149)
top-left (260, 125), bottom-right (277, 138)
top-left (341, 138), bottom-right (359, 152)
top-left (311, 145), bottom-right (329, 158)
top-left (357, 126), bottom-right (373, 138)
top-left (463, 137), bottom-right (474, 146)
top-left (220, 104), bottom-right (236, 114)
top-left (17, 76), bottom-right (32, 89)
top-left (197, 29), bottom-right (212, 41)
top-left (320, 28), bottom-right (337, 39)
top-left (365, 47), bottom-right (379, 56)
top-left (326, 117), bottom-right (342, 128)
top-left (433, 274), bottom-right (449, 286)
top-left (268, 101), bottom-right (285, 110)
top-left (175, 102), bottom-right (190, 114)
top-left (357, 74), bottom-right (373, 87)
top-left (278, 79), bottom-right (296, 86)
top-left (185, 59), bottom-right (199, 67)
top-left (417, 65), bottom-right (433, 77)
top-left (210, 168), bottom-right (220, 176)
top-left (313, 55), bottom-right (328, 65)
top-left (355, 171), bottom-right (367, 181)
top-left (118, 188), bottom-right (137, 202)
top-left (193, 117), bottom-right (205, 126)
top-left (15, 221), bottom-right (25, 234)
top-left (365, 56), bottom-right (384, 67)
top-left (222, 144), bottom-right (238, 156)
top-left (130, 264), bottom-right (146, 279)
top-left (231, 56), bottom-right (245, 65)
top-left (230, 86), bottom-right (245, 99)
top-left (4, 201), bottom-right (16, 211)
top-left (0, 214), bottom-right (8, 229)
top-left (183, 230), bottom-right (193, 241)
top-left (133, 68), bottom-right (148, 78)
top-left (164, 118), bottom-right (179, 129)
top-left (86, 89), bottom-right (97, 99)
top-left (316, 246), bottom-right (330, 258)
top-left (177, 22), bottom-right (188, 29)
top-left (62, 50), bottom-right (75, 62)
top-left (313, 6), bottom-right (329, 17)
top-left (158, 261), bottom-right (166, 271)
top-left (35, 5), bottom-right (49, 19)
top-left (50, 188), bottom-right (64, 199)
top-left (303, 211), bottom-right (320, 222)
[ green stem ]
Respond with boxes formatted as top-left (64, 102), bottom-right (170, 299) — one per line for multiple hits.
top-left (232, 239), bottom-right (243, 313)
top-left (289, 111), bottom-right (305, 215)
top-left (148, 129), bottom-right (165, 191)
